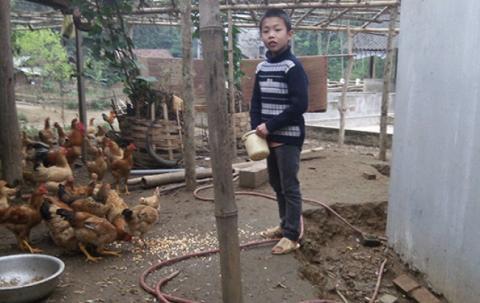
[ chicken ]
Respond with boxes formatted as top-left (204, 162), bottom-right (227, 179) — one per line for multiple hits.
top-left (110, 143), bottom-right (136, 195)
top-left (139, 187), bottom-right (161, 210)
top-left (38, 117), bottom-right (55, 146)
top-left (0, 184), bottom-right (48, 253)
top-left (100, 184), bottom-right (132, 241)
top-left (87, 117), bottom-right (96, 138)
top-left (95, 125), bottom-right (107, 145)
top-left (102, 110), bottom-right (116, 129)
top-left (103, 137), bottom-right (123, 164)
top-left (65, 176), bottom-right (96, 197)
top-left (58, 182), bottom-right (109, 218)
top-left (53, 122), bottom-right (67, 146)
top-left (70, 197), bottom-right (109, 218)
top-left (86, 148), bottom-right (108, 181)
top-left (56, 209), bottom-right (119, 262)
top-left (122, 205), bottom-right (158, 245)
top-left (32, 147), bottom-right (72, 183)
top-left (40, 200), bottom-right (78, 251)
top-left (65, 120), bottom-right (85, 148)
top-left (0, 180), bottom-right (17, 209)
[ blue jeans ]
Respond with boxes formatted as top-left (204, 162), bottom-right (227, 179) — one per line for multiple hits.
top-left (267, 144), bottom-right (302, 241)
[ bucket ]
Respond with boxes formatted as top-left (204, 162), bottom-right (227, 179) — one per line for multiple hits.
top-left (241, 130), bottom-right (270, 161)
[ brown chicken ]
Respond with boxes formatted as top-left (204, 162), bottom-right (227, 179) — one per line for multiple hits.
top-left (32, 147), bottom-right (72, 183)
top-left (86, 149), bottom-right (108, 181)
top-left (99, 184), bottom-right (132, 241)
top-left (56, 209), bottom-right (119, 262)
top-left (0, 184), bottom-right (48, 253)
top-left (95, 125), bottom-right (107, 145)
top-left (40, 200), bottom-right (78, 251)
top-left (102, 110), bottom-right (117, 125)
top-left (139, 187), bottom-right (161, 210)
top-left (0, 180), bottom-right (17, 209)
top-left (38, 117), bottom-right (55, 146)
top-left (53, 122), bottom-right (67, 146)
top-left (103, 137), bottom-right (123, 164)
top-left (66, 119), bottom-right (85, 148)
top-left (87, 117), bottom-right (96, 138)
top-left (122, 204), bottom-right (159, 245)
top-left (111, 143), bottom-right (136, 195)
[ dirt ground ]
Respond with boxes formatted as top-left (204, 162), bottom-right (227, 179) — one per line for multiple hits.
top-left (0, 141), bottom-right (448, 303)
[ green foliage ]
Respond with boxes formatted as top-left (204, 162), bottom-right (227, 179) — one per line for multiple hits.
top-left (12, 29), bottom-right (73, 82)
top-left (66, 100), bottom-right (78, 110)
top-left (89, 99), bottom-right (111, 111)
top-left (17, 113), bottom-right (28, 123)
top-left (294, 30), bottom-right (319, 56)
top-left (73, 0), bottom-right (152, 103)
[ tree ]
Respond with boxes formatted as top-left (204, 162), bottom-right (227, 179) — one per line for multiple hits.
top-left (0, 0), bottom-right (23, 184)
top-left (13, 29), bottom-right (73, 87)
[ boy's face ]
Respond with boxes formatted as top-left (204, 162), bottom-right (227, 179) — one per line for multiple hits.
top-left (260, 17), bottom-right (292, 57)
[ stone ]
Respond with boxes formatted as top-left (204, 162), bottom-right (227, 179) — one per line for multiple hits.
top-left (362, 171), bottom-right (377, 180)
top-left (379, 294), bottom-right (398, 303)
top-left (238, 161), bottom-right (268, 188)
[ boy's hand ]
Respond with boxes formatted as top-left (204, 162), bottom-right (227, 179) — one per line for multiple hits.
top-left (256, 123), bottom-right (269, 138)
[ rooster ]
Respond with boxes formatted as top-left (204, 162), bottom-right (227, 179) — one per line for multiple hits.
top-left (0, 184), bottom-right (48, 253)
top-left (38, 117), bottom-right (55, 146)
top-left (111, 143), bottom-right (136, 195)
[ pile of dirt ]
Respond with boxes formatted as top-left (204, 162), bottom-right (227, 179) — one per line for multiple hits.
top-left (297, 202), bottom-right (446, 303)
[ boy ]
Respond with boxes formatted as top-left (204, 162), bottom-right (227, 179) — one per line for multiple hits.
top-left (250, 8), bottom-right (309, 254)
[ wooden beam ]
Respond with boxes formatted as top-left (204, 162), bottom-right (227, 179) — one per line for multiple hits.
top-left (25, 0), bottom-right (70, 11)
top-left (378, 5), bottom-right (398, 161)
top-left (316, 8), bottom-right (351, 27)
top-left (199, 1), bottom-right (243, 302)
top-left (131, 1), bottom-right (400, 15)
top-left (0, 0), bottom-right (23, 184)
top-left (361, 6), bottom-right (389, 28)
top-left (294, 8), bottom-right (315, 27)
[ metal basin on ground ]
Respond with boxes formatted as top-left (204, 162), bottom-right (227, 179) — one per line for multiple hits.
top-left (0, 254), bottom-right (65, 303)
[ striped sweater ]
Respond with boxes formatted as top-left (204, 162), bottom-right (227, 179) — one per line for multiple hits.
top-left (250, 47), bottom-right (309, 146)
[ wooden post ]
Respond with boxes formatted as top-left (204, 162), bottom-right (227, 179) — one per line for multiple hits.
top-left (227, 9), bottom-right (237, 158)
top-left (338, 27), bottom-right (354, 146)
top-left (178, 0), bottom-right (197, 191)
top-left (0, 0), bottom-right (23, 184)
top-left (162, 102), bottom-right (174, 161)
top-left (379, 6), bottom-right (398, 161)
top-left (74, 22), bottom-right (87, 162)
top-left (199, 1), bottom-right (243, 303)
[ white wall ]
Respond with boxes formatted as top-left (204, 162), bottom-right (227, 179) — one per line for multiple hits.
top-left (387, 1), bottom-right (480, 302)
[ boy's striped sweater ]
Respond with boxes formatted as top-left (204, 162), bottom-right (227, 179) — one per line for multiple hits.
top-left (250, 47), bottom-right (309, 147)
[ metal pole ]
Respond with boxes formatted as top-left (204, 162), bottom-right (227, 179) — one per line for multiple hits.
top-left (74, 24), bottom-right (87, 162)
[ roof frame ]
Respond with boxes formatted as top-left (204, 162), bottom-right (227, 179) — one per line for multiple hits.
top-left (11, 0), bottom-right (400, 34)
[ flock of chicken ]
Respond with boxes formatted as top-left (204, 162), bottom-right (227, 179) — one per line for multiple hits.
top-left (0, 114), bottom-right (161, 262)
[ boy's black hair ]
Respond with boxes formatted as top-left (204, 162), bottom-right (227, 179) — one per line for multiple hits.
top-left (259, 8), bottom-right (292, 31)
